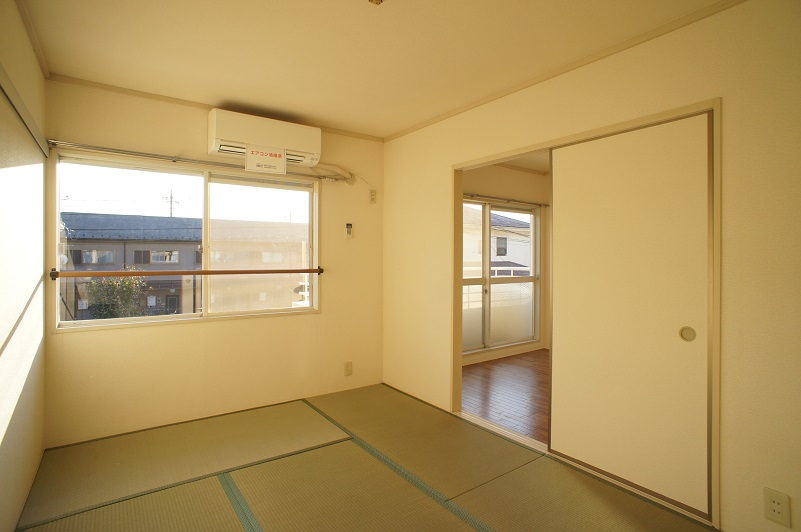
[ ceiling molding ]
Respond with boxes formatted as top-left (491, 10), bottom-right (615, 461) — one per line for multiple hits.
top-left (49, 74), bottom-right (215, 110)
top-left (317, 127), bottom-right (384, 144)
top-left (15, 0), bottom-right (49, 78)
top-left (384, 0), bottom-right (748, 142)
top-left (48, 75), bottom-right (384, 143)
top-left (0, 62), bottom-right (48, 155)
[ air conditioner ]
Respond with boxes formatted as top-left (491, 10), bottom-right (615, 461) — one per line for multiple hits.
top-left (208, 108), bottom-right (321, 167)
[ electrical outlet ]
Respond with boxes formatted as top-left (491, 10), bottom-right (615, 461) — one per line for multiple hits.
top-left (344, 361), bottom-right (353, 376)
top-left (369, 189), bottom-right (377, 204)
top-left (765, 487), bottom-right (792, 527)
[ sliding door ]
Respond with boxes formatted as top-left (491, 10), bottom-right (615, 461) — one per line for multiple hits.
top-left (462, 202), bottom-right (539, 352)
top-left (550, 114), bottom-right (711, 517)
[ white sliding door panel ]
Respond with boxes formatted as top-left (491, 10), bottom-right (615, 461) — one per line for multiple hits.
top-left (551, 114), bottom-right (709, 514)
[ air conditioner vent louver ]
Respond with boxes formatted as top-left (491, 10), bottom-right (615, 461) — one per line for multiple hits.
top-left (218, 144), bottom-right (246, 156)
top-left (208, 109), bottom-right (321, 168)
top-left (285, 151), bottom-right (309, 165)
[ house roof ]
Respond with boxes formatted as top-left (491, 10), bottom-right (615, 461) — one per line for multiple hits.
top-left (60, 212), bottom-right (309, 243)
top-left (463, 205), bottom-right (530, 229)
top-left (490, 213), bottom-right (529, 230)
top-left (61, 213), bottom-right (201, 242)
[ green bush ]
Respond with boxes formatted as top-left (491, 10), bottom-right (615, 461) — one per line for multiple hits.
top-left (87, 268), bottom-right (148, 319)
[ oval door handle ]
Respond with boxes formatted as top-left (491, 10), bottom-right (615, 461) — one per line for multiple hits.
top-left (679, 326), bottom-right (697, 342)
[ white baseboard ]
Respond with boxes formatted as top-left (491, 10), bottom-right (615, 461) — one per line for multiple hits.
top-left (462, 341), bottom-right (548, 366)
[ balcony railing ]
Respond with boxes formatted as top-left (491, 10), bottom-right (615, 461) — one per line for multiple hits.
top-left (462, 266), bottom-right (531, 278)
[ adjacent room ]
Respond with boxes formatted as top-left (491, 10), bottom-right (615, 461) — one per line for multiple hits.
top-left (1, 1), bottom-right (799, 531)
top-left (459, 151), bottom-right (552, 446)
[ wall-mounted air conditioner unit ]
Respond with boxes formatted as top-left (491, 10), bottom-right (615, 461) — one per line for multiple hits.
top-left (208, 108), bottom-right (321, 167)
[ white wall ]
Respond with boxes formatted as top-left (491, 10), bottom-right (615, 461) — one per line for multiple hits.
top-left (44, 80), bottom-right (384, 446)
top-left (383, 1), bottom-right (801, 530)
top-left (0, 1), bottom-right (47, 530)
top-left (0, 1), bottom-right (45, 128)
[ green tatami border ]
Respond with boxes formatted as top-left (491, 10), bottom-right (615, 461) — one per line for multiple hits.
top-left (16, 437), bottom-right (351, 531)
top-left (302, 398), bottom-right (494, 532)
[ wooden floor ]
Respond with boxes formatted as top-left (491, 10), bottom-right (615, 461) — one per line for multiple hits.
top-left (461, 349), bottom-right (550, 443)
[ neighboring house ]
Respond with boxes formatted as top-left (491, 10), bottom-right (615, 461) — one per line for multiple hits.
top-left (59, 212), bottom-right (202, 320)
top-left (59, 212), bottom-right (310, 320)
top-left (462, 205), bottom-right (533, 278)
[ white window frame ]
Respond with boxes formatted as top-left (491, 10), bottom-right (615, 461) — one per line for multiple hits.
top-left (204, 173), bottom-right (319, 318)
top-left (52, 150), bottom-right (321, 329)
top-left (462, 200), bottom-right (540, 352)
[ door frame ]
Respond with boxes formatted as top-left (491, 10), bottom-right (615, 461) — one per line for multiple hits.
top-left (451, 99), bottom-right (721, 527)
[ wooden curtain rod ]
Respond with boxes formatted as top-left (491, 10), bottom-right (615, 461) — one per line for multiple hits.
top-left (49, 267), bottom-right (324, 280)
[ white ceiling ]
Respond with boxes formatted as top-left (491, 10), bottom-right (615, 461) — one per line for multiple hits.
top-left (21, 0), bottom-right (731, 139)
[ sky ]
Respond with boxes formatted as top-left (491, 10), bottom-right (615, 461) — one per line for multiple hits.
top-left (464, 202), bottom-right (532, 223)
top-left (59, 162), bottom-right (310, 223)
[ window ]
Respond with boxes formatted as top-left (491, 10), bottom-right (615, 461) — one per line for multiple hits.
top-left (496, 237), bottom-right (508, 256)
top-left (151, 251), bottom-right (180, 263)
top-left (133, 250), bottom-right (180, 264)
top-left (462, 202), bottom-right (539, 352)
top-left (207, 174), bottom-right (315, 313)
top-left (58, 160), bottom-right (203, 323)
top-left (56, 156), bottom-right (318, 326)
top-left (70, 249), bottom-right (115, 265)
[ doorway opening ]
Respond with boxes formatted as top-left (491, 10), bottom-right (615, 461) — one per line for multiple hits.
top-left (458, 149), bottom-right (552, 445)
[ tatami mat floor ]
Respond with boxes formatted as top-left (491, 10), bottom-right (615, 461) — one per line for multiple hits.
top-left (18, 384), bottom-right (712, 531)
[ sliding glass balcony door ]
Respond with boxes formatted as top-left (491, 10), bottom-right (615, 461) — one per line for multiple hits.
top-left (462, 202), bottom-right (539, 352)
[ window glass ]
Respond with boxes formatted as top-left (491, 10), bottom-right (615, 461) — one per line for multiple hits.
top-left (496, 237), bottom-right (508, 256)
top-left (462, 201), bottom-right (539, 352)
top-left (490, 208), bottom-right (532, 277)
top-left (462, 203), bottom-right (483, 279)
top-left (462, 285), bottom-right (484, 350)
top-left (150, 251), bottom-right (180, 263)
top-left (75, 249), bottom-right (116, 264)
top-left (97, 250), bottom-right (115, 264)
top-left (58, 161), bottom-right (203, 322)
top-left (489, 282), bottom-right (534, 344)
top-left (208, 176), bottom-right (315, 313)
